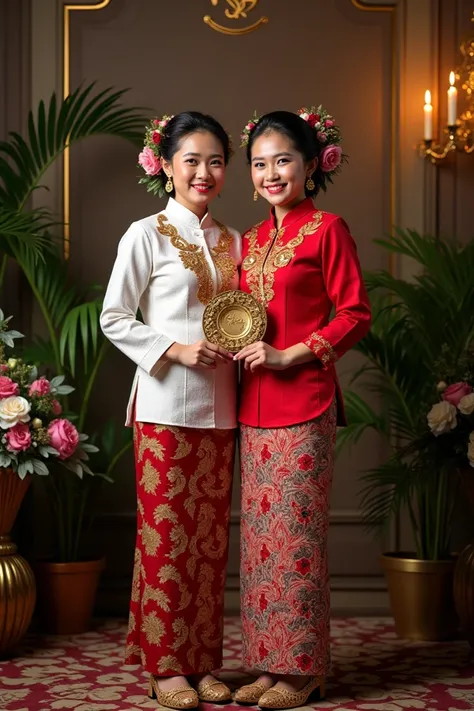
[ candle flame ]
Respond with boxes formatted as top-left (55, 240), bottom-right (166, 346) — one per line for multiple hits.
top-left (424, 90), bottom-right (431, 104)
top-left (449, 71), bottom-right (455, 86)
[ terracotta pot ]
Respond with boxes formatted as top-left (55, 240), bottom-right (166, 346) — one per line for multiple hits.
top-left (0, 468), bottom-right (36, 658)
top-left (382, 552), bottom-right (458, 641)
top-left (454, 542), bottom-right (474, 647)
top-left (35, 558), bottom-right (105, 634)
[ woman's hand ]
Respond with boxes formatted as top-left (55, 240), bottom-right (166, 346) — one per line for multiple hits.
top-left (233, 341), bottom-right (289, 372)
top-left (166, 341), bottom-right (233, 369)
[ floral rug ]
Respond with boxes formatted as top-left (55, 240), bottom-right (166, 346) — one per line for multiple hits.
top-left (1, 618), bottom-right (474, 710)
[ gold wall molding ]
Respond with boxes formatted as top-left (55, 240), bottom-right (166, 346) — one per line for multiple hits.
top-left (204, 0), bottom-right (268, 35)
top-left (63, 0), bottom-right (112, 258)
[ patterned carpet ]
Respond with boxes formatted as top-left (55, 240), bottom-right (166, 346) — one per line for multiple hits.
top-left (1, 618), bottom-right (474, 710)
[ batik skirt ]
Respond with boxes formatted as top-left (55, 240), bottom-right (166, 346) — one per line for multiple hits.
top-left (239, 401), bottom-right (336, 676)
top-left (125, 422), bottom-right (235, 676)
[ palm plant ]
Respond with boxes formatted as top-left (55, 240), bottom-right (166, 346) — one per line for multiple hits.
top-left (337, 229), bottom-right (474, 560)
top-left (0, 84), bottom-right (148, 560)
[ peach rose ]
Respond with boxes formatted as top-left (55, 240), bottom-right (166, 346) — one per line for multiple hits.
top-left (443, 382), bottom-right (473, 407)
top-left (6, 423), bottom-right (31, 453)
top-left (468, 432), bottom-right (474, 468)
top-left (459, 393), bottom-right (474, 416)
top-left (48, 418), bottom-right (79, 460)
top-left (0, 376), bottom-right (19, 399)
top-left (0, 396), bottom-right (31, 429)
top-left (138, 147), bottom-right (161, 176)
top-left (427, 401), bottom-right (457, 436)
top-left (29, 377), bottom-right (50, 397)
top-left (320, 145), bottom-right (342, 172)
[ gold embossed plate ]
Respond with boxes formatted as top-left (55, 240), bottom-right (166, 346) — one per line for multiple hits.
top-left (202, 290), bottom-right (267, 353)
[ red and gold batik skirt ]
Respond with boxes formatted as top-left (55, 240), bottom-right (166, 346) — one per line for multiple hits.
top-left (239, 401), bottom-right (336, 676)
top-left (125, 422), bottom-right (235, 676)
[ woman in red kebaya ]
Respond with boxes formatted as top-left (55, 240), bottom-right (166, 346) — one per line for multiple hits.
top-left (233, 108), bottom-right (371, 710)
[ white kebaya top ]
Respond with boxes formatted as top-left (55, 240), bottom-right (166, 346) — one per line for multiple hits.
top-left (100, 198), bottom-right (241, 428)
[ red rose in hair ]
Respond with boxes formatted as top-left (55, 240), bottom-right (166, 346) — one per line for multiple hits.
top-left (152, 131), bottom-right (161, 145)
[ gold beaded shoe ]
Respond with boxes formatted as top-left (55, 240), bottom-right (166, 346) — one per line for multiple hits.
top-left (234, 681), bottom-right (269, 705)
top-left (148, 675), bottom-right (199, 709)
top-left (257, 677), bottom-right (325, 709)
top-left (197, 677), bottom-right (232, 703)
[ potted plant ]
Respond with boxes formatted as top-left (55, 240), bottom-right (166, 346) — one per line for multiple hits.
top-left (337, 228), bottom-right (474, 640)
top-left (0, 84), bottom-right (144, 633)
top-left (0, 311), bottom-right (97, 653)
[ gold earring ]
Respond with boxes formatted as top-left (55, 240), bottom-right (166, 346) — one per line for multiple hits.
top-left (253, 189), bottom-right (258, 201)
top-left (165, 176), bottom-right (174, 193)
top-left (306, 177), bottom-right (315, 191)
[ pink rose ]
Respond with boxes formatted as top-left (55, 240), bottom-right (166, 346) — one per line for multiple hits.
top-left (320, 145), bottom-right (342, 172)
top-left (6, 422), bottom-right (31, 453)
top-left (152, 131), bottom-right (161, 145)
top-left (248, 122), bottom-right (255, 130)
top-left (153, 119), bottom-right (160, 126)
top-left (52, 399), bottom-right (62, 415)
top-left (0, 376), bottom-right (19, 399)
top-left (325, 119), bottom-right (335, 128)
top-left (0, 364), bottom-right (9, 372)
top-left (138, 147), bottom-right (161, 176)
top-left (317, 131), bottom-right (328, 143)
top-left (48, 419), bottom-right (79, 460)
top-left (29, 377), bottom-right (50, 397)
top-left (443, 382), bottom-right (473, 407)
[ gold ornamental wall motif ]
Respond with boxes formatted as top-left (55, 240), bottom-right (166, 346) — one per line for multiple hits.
top-left (204, 0), bottom-right (268, 36)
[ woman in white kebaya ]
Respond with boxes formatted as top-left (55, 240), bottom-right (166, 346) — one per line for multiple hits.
top-left (100, 112), bottom-right (241, 710)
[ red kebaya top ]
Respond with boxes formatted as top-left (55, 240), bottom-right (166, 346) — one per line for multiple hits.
top-left (238, 197), bottom-right (371, 428)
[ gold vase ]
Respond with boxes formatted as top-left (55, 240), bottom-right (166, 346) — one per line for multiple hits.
top-left (382, 552), bottom-right (458, 641)
top-left (0, 468), bottom-right (36, 658)
top-left (453, 542), bottom-right (474, 647)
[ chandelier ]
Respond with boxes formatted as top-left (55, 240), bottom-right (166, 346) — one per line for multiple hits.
top-left (420, 12), bottom-right (474, 163)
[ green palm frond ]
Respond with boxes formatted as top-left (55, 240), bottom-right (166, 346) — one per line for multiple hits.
top-left (0, 83), bottom-right (148, 210)
top-left (60, 299), bottom-right (104, 377)
top-left (0, 206), bottom-right (54, 260)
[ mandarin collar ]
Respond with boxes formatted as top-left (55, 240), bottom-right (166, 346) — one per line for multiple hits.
top-left (269, 197), bottom-right (316, 230)
top-left (166, 197), bottom-right (213, 230)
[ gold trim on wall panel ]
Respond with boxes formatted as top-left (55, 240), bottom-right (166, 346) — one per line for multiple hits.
top-left (63, 0), bottom-right (112, 259)
top-left (351, 0), bottom-right (398, 271)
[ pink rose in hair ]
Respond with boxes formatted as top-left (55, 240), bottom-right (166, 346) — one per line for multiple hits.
top-left (153, 119), bottom-right (160, 126)
top-left (317, 131), bottom-right (328, 143)
top-left (48, 418), bottom-right (79, 460)
top-left (52, 399), bottom-right (62, 416)
top-left (0, 376), bottom-right (19, 399)
top-left (152, 131), bottom-right (161, 145)
top-left (6, 422), bottom-right (31, 453)
top-left (320, 145), bottom-right (342, 172)
top-left (325, 119), bottom-right (335, 128)
top-left (248, 122), bottom-right (255, 130)
top-left (442, 382), bottom-right (473, 407)
top-left (138, 147), bottom-right (161, 176)
top-left (29, 377), bottom-right (50, 397)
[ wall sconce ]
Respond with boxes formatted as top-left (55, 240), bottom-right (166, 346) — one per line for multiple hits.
top-left (419, 13), bottom-right (474, 163)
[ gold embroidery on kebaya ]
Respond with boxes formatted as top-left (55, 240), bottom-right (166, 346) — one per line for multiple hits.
top-left (137, 434), bottom-right (164, 464)
top-left (169, 524), bottom-right (188, 560)
top-left (142, 583), bottom-right (171, 612)
top-left (159, 564), bottom-right (192, 612)
top-left (157, 214), bottom-right (236, 305)
top-left (308, 332), bottom-right (338, 365)
top-left (184, 437), bottom-right (217, 519)
top-left (242, 211), bottom-right (324, 306)
top-left (187, 562), bottom-right (216, 669)
top-left (153, 502), bottom-right (178, 526)
top-left (130, 547), bottom-right (142, 603)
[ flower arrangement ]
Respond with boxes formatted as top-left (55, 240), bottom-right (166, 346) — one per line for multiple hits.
top-left (137, 114), bottom-right (174, 197)
top-left (0, 311), bottom-right (97, 480)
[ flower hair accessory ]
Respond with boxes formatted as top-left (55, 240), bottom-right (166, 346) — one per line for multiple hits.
top-left (138, 114), bottom-right (174, 197)
top-left (297, 105), bottom-right (344, 178)
top-left (240, 112), bottom-right (261, 148)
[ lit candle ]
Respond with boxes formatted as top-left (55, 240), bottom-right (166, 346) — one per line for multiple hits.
top-left (424, 90), bottom-right (433, 141)
top-left (447, 71), bottom-right (457, 126)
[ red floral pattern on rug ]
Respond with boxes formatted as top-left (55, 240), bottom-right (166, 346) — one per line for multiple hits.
top-left (0, 618), bottom-right (473, 710)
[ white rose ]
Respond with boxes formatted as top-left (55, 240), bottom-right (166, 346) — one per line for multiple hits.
top-left (427, 401), bottom-right (457, 436)
top-left (300, 112), bottom-right (309, 120)
top-left (468, 432), bottom-right (474, 468)
top-left (0, 395), bottom-right (31, 429)
top-left (459, 393), bottom-right (474, 415)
